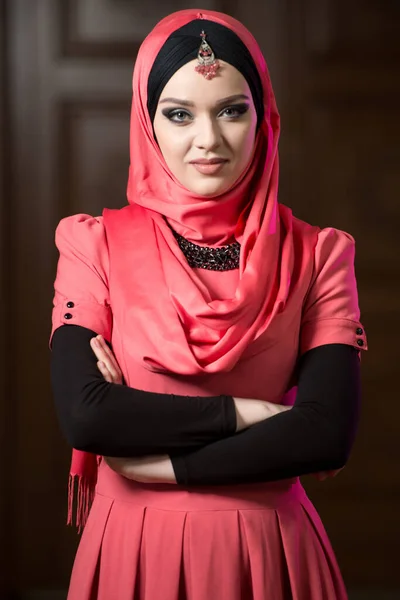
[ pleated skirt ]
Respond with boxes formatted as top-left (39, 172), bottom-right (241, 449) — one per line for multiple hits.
top-left (67, 462), bottom-right (348, 600)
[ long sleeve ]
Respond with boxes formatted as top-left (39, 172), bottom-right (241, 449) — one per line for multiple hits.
top-left (50, 324), bottom-right (236, 456)
top-left (171, 343), bottom-right (361, 485)
top-left (171, 228), bottom-right (367, 486)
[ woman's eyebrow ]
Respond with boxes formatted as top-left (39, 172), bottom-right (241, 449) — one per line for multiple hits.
top-left (159, 94), bottom-right (250, 107)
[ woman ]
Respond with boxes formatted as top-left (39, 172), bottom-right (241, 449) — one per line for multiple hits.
top-left (50, 8), bottom-right (367, 600)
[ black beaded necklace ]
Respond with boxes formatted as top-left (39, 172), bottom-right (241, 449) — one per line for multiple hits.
top-left (171, 229), bottom-right (240, 271)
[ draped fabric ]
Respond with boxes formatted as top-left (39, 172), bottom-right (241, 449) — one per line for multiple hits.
top-left (106, 8), bottom-right (319, 376)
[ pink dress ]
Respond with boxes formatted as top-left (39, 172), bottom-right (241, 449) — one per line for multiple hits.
top-left (51, 214), bottom-right (367, 599)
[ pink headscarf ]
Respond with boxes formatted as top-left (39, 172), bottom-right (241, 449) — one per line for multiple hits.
top-left (69, 8), bottom-right (319, 528)
top-left (103, 8), bottom-right (318, 375)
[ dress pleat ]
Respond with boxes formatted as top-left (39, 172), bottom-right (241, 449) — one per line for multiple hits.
top-left (277, 497), bottom-right (347, 600)
top-left (183, 510), bottom-right (251, 600)
top-left (238, 510), bottom-right (291, 600)
top-left (67, 465), bottom-right (348, 600)
top-left (138, 508), bottom-right (187, 600)
top-left (97, 501), bottom-right (146, 600)
top-left (299, 499), bottom-right (348, 599)
top-left (67, 494), bottom-right (114, 600)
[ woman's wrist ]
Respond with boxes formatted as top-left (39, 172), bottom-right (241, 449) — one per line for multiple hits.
top-left (233, 397), bottom-right (291, 432)
top-left (104, 455), bottom-right (177, 484)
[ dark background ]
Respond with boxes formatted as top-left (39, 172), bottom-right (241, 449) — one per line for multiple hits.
top-left (0, 1), bottom-right (399, 598)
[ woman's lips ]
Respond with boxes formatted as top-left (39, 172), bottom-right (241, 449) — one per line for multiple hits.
top-left (190, 159), bottom-right (228, 175)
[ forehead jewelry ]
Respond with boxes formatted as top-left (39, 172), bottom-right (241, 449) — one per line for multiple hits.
top-left (195, 31), bottom-right (220, 80)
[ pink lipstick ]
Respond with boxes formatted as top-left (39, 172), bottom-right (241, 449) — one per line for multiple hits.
top-left (189, 158), bottom-right (228, 175)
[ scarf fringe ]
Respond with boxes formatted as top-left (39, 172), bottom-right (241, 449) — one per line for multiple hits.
top-left (68, 474), bottom-right (96, 532)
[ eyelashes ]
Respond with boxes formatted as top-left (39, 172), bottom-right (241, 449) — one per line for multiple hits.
top-left (220, 104), bottom-right (249, 119)
top-left (162, 109), bottom-right (192, 123)
top-left (161, 103), bottom-right (250, 124)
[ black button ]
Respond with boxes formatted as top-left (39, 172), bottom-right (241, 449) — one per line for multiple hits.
top-left (66, 301), bottom-right (74, 309)
top-left (64, 313), bottom-right (73, 320)
top-left (356, 327), bottom-right (363, 335)
top-left (357, 339), bottom-right (364, 347)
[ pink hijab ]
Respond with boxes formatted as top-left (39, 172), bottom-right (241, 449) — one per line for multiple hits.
top-left (69, 8), bottom-right (319, 527)
top-left (103, 8), bottom-right (318, 375)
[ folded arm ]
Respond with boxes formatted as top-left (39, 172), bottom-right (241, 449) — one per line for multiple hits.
top-left (50, 324), bottom-right (237, 456)
top-left (170, 344), bottom-right (361, 485)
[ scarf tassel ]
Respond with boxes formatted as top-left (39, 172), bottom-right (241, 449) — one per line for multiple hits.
top-left (67, 473), bottom-right (96, 532)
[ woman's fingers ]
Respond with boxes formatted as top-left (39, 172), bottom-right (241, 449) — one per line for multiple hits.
top-left (97, 360), bottom-right (113, 383)
top-left (90, 336), bottom-right (115, 365)
top-left (90, 337), bottom-right (113, 374)
top-left (95, 335), bottom-right (117, 363)
top-left (90, 335), bottom-right (123, 384)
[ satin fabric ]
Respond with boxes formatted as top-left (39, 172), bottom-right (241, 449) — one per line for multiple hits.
top-left (60, 7), bottom-right (320, 529)
top-left (109, 8), bottom-right (319, 376)
top-left (67, 462), bottom-right (348, 599)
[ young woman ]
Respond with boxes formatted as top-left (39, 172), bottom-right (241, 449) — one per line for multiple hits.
top-left (50, 8), bottom-right (367, 600)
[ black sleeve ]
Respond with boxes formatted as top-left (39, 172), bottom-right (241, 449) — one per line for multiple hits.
top-left (50, 325), bottom-right (236, 456)
top-left (171, 344), bottom-right (361, 485)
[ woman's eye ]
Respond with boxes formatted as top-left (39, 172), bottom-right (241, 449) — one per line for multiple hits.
top-left (163, 109), bottom-right (192, 123)
top-left (220, 104), bottom-right (249, 119)
top-left (161, 104), bottom-right (249, 123)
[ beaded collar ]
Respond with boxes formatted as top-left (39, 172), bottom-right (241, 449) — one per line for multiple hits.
top-left (171, 229), bottom-right (240, 271)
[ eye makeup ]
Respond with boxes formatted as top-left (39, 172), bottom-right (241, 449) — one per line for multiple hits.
top-left (161, 103), bottom-right (250, 124)
top-left (161, 108), bottom-right (193, 123)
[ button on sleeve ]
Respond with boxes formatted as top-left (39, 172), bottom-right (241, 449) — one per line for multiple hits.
top-left (300, 228), bottom-right (368, 355)
top-left (50, 214), bottom-right (112, 346)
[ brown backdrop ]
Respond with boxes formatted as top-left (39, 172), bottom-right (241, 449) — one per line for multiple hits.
top-left (0, 0), bottom-right (399, 597)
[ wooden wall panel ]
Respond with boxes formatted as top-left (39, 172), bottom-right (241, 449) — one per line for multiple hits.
top-left (298, 105), bottom-right (399, 269)
top-left (0, 1), bottom-right (14, 596)
top-left (285, 0), bottom-right (400, 587)
top-left (57, 100), bottom-right (130, 219)
top-left (304, 0), bottom-right (399, 62)
top-left (60, 0), bottom-right (227, 58)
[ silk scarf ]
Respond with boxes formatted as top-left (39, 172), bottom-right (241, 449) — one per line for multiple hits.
top-left (68, 8), bottom-right (319, 528)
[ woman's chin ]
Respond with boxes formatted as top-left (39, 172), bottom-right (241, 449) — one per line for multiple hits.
top-left (185, 176), bottom-right (234, 198)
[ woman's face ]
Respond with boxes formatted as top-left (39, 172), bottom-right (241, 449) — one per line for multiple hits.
top-left (153, 60), bottom-right (258, 197)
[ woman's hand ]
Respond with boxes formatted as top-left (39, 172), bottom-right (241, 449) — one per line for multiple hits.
top-left (90, 334), bottom-right (123, 384)
top-left (90, 335), bottom-right (177, 484)
top-left (103, 455), bottom-right (177, 484)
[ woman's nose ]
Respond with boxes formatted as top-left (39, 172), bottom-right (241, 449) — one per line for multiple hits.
top-left (194, 117), bottom-right (222, 151)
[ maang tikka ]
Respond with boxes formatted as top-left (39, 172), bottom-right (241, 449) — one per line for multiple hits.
top-left (195, 31), bottom-right (220, 80)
